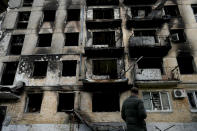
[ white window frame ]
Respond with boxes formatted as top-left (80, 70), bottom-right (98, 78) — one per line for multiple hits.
top-left (187, 91), bottom-right (197, 112)
top-left (142, 91), bottom-right (172, 112)
top-left (191, 5), bottom-right (197, 22)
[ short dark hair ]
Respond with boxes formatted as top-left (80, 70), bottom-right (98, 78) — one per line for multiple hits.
top-left (131, 87), bottom-right (139, 94)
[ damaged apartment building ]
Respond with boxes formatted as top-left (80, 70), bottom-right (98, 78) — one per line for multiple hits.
top-left (1, 0), bottom-right (197, 130)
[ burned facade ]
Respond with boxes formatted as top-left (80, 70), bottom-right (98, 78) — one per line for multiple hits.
top-left (0, 0), bottom-right (197, 131)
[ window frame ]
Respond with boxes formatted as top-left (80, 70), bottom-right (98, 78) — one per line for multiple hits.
top-left (0, 62), bottom-right (18, 85)
top-left (16, 11), bottom-right (31, 29)
top-left (92, 59), bottom-right (118, 79)
top-left (8, 34), bottom-right (25, 55)
top-left (57, 92), bottom-right (75, 112)
top-left (43, 10), bottom-right (56, 22)
top-left (32, 61), bottom-right (48, 78)
top-left (177, 53), bottom-right (196, 74)
top-left (92, 31), bottom-right (116, 46)
top-left (61, 60), bottom-right (77, 77)
top-left (36, 33), bottom-right (53, 47)
top-left (142, 91), bottom-right (172, 112)
top-left (164, 5), bottom-right (180, 17)
top-left (64, 32), bottom-right (79, 46)
top-left (67, 9), bottom-right (80, 21)
top-left (187, 90), bottom-right (197, 112)
top-left (93, 8), bottom-right (114, 20)
top-left (191, 4), bottom-right (197, 22)
top-left (24, 93), bottom-right (43, 113)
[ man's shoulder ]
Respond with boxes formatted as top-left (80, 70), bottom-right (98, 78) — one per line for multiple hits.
top-left (125, 96), bottom-right (142, 103)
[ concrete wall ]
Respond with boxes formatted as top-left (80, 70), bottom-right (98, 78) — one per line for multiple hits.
top-left (2, 123), bottom-right (197, 131)
top-left (1, 0), bottom-right (197, 130)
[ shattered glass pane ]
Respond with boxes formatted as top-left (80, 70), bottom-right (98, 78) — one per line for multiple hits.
top-left (188, 92), bottom-right (197, 109)
top-left (152, 92), bottom-right (162, 110)
top-left (161, 92), bottom-right (170, 110)
top-left (142, 92), bottom-right (152, 110)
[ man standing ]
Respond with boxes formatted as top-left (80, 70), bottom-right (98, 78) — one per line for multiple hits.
top-left (121, 87), bottom-right (147, 131)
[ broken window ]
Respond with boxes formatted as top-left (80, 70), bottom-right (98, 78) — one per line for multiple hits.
top-left (92, 92), bottom-right (120, 112)
top-left (62, 60), bottom-right (77, 76)
top-left (170, 29), bottom-right (186, 43)
top-left (93, 31), bottom-right (115, 46)
top-left (124, 0), bottom-right (157, 5)
top-left (32, 61), bottom-right (48, 77)
top-left (192, 4), bottom-right (197, 22)
top-left (43, 10), bottom-right (56, 22)
top-left (164, 5), bottom-right (180, 17)
top-left (137, 57), bottom-right (163, 73)
top-left (0, 106), bottom-right (6, 131)
top-left (93, 59), bottom-right (117, 79)
top-left (8, 35), bottom-right (25, 55)
top-left (25, 93), bottom-right (43, 113)
top-left (58, 93), bottom-right (74, 112)
top-left (37, 34), bottom-right (52, 47)
top-left (86, 0), bottom-right (119, 6)
top-left (131, 7), bottom-right (151, 18)
top-left (67, 9), bottom-right (80, 21)
top-left (187, 91), bottom-right (197, 110)
top-left (1, 62), bottom-right (18, 85)
top-left (93, 8), bottom-right (114, 19)
top-left (0, 1), bottom-right (7, 13)
top-left (142, 92), bottom-right (171, 111)
top-left (177, 53), bottom-right (196, 74)
top-left (65, 33), bottom-right (79, 46)
top-left (23, 0), bottom-right (33, 7)
top-left (16, 12), bottom-right (30, 29)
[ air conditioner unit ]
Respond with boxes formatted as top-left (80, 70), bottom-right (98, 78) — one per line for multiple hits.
top-left (171, 33), bottom-right (179, 42)
top-left (173, 89), bottom-right (186, 98)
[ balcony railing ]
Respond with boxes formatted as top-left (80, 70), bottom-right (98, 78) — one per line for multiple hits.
top-left (83, 59), bottom-right (128, 85)
top-left (135, 67), bottom-right (180, 81)
top-left (130, 10), bottom-right (170, 20)
top-left (86, 8), bottom-right (120, 21)
top-left (129, 36), bottom-right (170, 47)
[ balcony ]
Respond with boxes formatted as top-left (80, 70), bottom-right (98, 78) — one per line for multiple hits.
top-left (85, 30), bottom-right (124, 57)
top-left (0, 91), bottom-right (20, 99)
top-left (124, 0), bottom-right (157, 5)
top-left (86, 8), bottom-right (121, 29)
top-left (135, 67), bottom-right (180, 86)
top-left (129, 36), bottom-right (171, 57)
top-left (82, 59), bottom-right (128, 89)
top-left (126, 7), bottom-right (170, 28)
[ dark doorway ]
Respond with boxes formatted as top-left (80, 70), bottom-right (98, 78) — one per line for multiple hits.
top-left (177, 53), bottom-right (196, 74)
top-left (92, 92), bottom-right (120, 112)
top-left (58, 93), bottom-right (74, 112)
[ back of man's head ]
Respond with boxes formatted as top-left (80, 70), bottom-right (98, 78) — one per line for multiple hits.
top-left (131, 87), bottom-right (139, 95)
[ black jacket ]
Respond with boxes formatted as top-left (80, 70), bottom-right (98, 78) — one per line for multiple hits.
top-left (121, 95), bottom-right (147, 131)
